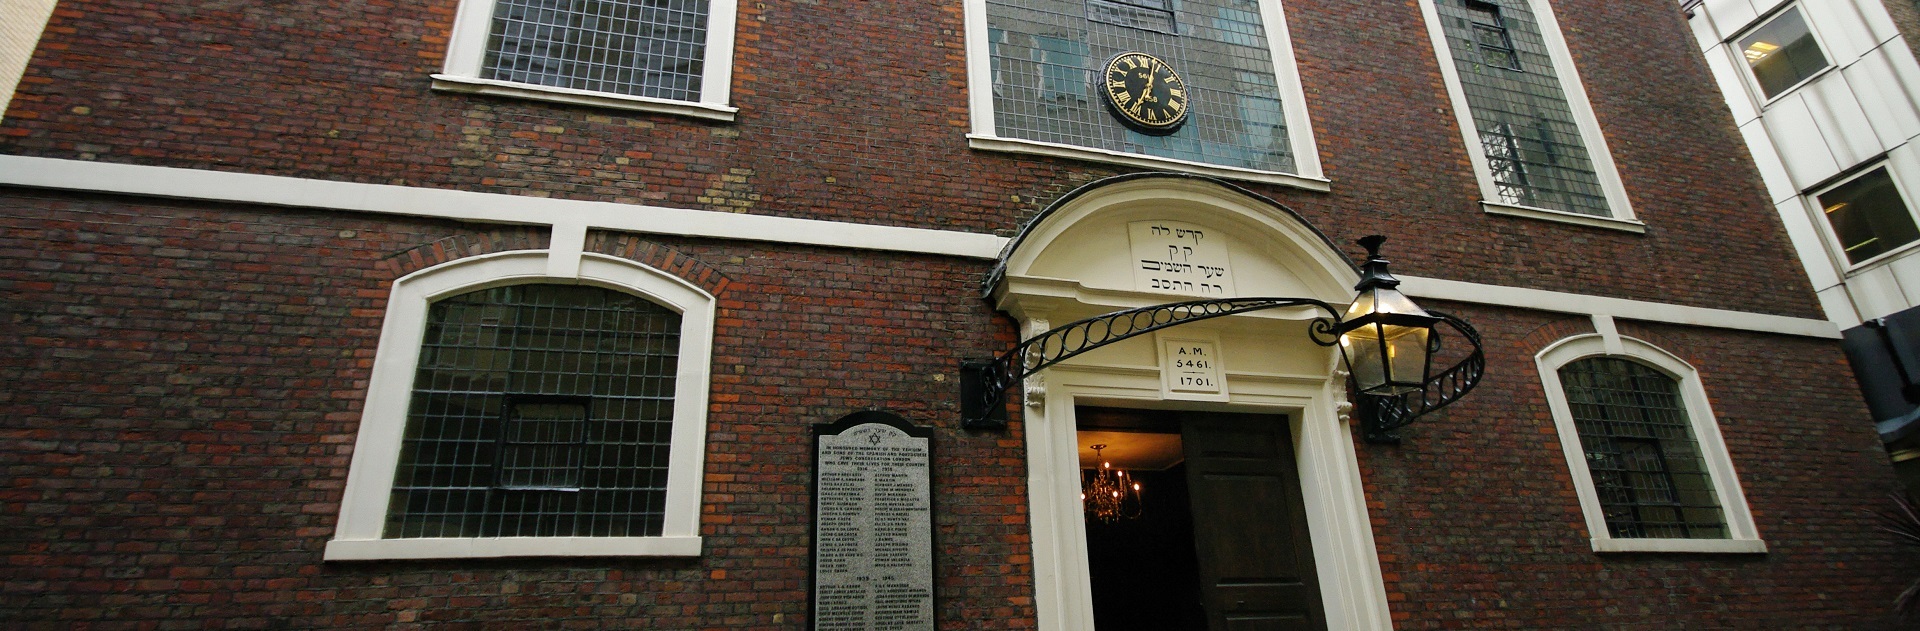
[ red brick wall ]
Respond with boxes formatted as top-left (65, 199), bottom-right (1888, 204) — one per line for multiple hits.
top-left (1, 0), bottom-right (1817, 317)
top-left (1360, 301), bottom-right (1910, 629)
top-left (0, 0), bottom-right (1904, 627)
top-left (4, 188), bottom-right (1906, 630)
top-left (0, 190), bottom-right (1030, 629)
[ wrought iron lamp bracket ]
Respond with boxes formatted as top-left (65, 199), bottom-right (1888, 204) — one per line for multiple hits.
top-left (959, 300), bottom-right (1487, 446)
top-left (1350, 309), bottom-right (1485, 444)
top-left (961, 297), bottom-right (1341, 430)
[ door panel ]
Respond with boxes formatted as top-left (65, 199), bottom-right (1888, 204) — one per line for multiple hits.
top-left (1181, 413), bottom-right (1326, 631)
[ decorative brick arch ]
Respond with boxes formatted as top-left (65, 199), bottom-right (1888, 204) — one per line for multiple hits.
top-left (1611, 321), bottom-right (1691, 366)
top-left (1517, 316), bottom-right (1693, 369)
top-left (373, 227), bottom-right (732, 297)
top-left (1517, 316), bottom-right (1597, 355)
top-left (376, 227), bottom-right (550, 279)
top-left (586, 230), bottom-right (732, 297)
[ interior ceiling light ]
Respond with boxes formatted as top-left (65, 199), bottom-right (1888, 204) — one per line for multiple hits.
top-left (1081, 444), bottom-right (1143, 523)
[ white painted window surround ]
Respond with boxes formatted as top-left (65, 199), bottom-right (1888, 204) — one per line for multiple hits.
top-left (1414, 0), bottom-right (1642, 231)
top-left (325, 250), bottom-right (714, 560)
top-left (431, 0), bottom-right (740, 121)
top-left (960, 0), bottom-right (1327, 191)
top-left (1535, 332), bottom-right (1766, 554)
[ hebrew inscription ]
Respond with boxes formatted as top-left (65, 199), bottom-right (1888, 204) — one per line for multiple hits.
top-left (1129, 220), bottom-right (1235, 296)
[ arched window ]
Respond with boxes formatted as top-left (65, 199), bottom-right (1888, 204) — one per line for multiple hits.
top-left (327, 252), bottom-right (713, 560)
top-left (1559, 357), bottom-right (1725, 539)
top-left (1536, 335), bottom-right (1765, 553)
top-left (389, 284), bottom-right (682, 539)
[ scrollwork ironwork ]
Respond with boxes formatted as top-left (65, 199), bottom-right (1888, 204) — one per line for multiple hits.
top-left (959, 301), bottom-right (1487, 446)
top-left (961, 297), bottom-right (1341, 429)
top-left (1356, 310), bottom-right (1485, 444)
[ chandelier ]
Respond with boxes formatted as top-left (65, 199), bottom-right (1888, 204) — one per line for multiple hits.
top-left (1081, 444), bottom-right (1143, 522)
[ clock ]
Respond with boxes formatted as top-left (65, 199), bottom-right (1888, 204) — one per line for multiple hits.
top-left (1099, 51), bottom-right (1190, 135)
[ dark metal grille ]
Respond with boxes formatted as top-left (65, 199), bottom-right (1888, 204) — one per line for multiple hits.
top-left (1465, 1), bottom-right (1519, 70)
top-left (1481, 122), bottom-right (1529, 203)
top-left (497, 397), bottom-right (589, 490)
top-left (1087, 0), bottom-right (1175, 34)
top-left (1435, 0), bottom-right (1610, 216)
top-left (1560, 358), bottom-right (1726, 539)
top-left (386, 284), bottom-right (681, 539)
top-left (483, 0), bottom-right (709, 101)
top-left (987, 0), bottom-right (1296, 172)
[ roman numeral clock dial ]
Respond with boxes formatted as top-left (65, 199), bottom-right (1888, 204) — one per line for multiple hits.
top-left (1100, 52), bottom-right (1190, 136)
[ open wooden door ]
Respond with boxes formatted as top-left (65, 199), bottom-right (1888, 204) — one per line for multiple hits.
top-left (1181, 413), bottom-right (1327, 631)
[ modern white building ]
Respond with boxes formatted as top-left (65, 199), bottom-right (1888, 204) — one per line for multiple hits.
top-left (1687, 0), bottom-right (1920, 473)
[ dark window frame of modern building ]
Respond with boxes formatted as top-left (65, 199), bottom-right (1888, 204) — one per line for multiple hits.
top-left (1813, 164), bottom-right (1920, 268)
top-left (1733, 3), bottom-right (1833, 102)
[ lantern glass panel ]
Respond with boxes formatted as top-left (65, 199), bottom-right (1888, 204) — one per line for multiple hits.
top-left (1342, 286), bottom-right (1430, 321)
top-left (1385, 325), bottom-right (1431, 394)
top-left (1343, 322), bottom-right (1430, 395)
top-left (1342, 290), bottom-right (1377, 322)
top-left (1341, 330), bottom-right (1387, 392)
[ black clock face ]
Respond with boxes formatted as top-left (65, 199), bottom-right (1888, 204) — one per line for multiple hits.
top-left (1100, 52), bottom-right (1190, 135)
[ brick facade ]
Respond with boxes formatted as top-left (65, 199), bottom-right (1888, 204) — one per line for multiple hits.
top-left (1, 0), bottom-right (1911, 628)
top-left (1364, 301), bottom-right (1904, 628)
top-left (0, 190), bottom-right (1029, 628)
top-left (1, 0), bottom-right (1818, 316)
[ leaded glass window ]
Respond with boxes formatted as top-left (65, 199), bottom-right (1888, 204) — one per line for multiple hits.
top-left (483, 0), bottom-right (709, 102)
top-left (1560, 358), bottom-right (1727, 539)
top-left (386, 284), bottom-right (681, 539)
top-left (1434, 0), bottom-right (1611, 216)
top-left (1465, 1), bottom-right (1519, 70)
top-left (987, 0), bottom-right (1297, 172)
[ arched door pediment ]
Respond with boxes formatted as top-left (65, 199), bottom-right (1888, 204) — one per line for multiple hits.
top-left (988, 174), bottom-right (1359, 323)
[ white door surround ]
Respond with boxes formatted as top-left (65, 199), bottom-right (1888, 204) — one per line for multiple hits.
top-left (989, 174), bottom-right (1396, 630)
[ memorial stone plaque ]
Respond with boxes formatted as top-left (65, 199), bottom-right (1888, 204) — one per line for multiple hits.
top-left (812, 411), bottom-right (935, 631)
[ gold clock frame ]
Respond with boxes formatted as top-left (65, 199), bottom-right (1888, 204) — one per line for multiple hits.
top-left (1099, 51), bottom-right (1190, 135)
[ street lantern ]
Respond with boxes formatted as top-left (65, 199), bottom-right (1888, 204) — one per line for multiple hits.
top-left (1330, 235), bottom-right (1441, 396)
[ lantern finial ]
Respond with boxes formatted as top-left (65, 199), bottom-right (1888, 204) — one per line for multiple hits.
top-left (1354, 235), bottom-right (1400, 292)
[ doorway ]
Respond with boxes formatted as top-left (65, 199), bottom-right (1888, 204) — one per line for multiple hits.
top-left (1078, 407), bottom-right (1327, 631)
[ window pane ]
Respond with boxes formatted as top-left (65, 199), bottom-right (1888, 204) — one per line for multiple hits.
top-left (483, 0), bottom-right (709, 101)
top-left (1466, 1), bottom-right (1519, 70)
top-left (386, 284), bottom-right (681, 539)
top-left (1739, 7), bottom-right (1830, 99)
top-left (1437, 0), bottom-right (1612, 216)
top-left (986, 0), bottom-right (1297, 172)
top-left (1818, 167), bottom-right (1920, 264)
top-left (1560, 358), bottom-right (1726, 539)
